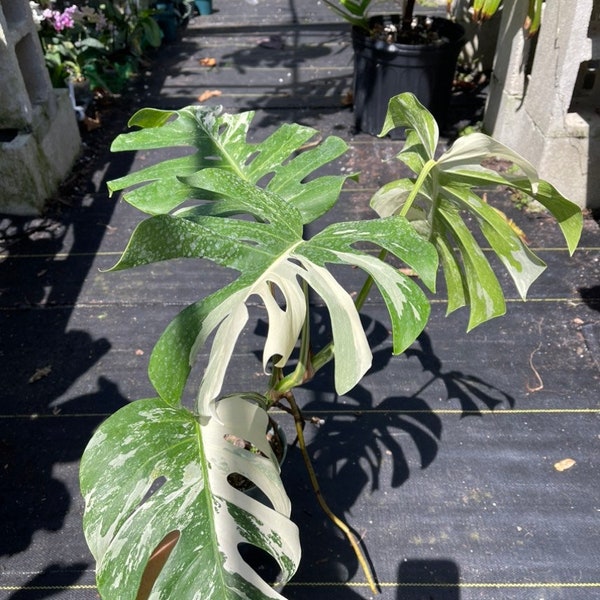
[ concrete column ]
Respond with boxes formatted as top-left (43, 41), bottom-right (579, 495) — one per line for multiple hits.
top-left (483, 0), bottom-right (599, 209)
top-left (0, 0), bottom-right (81, 216)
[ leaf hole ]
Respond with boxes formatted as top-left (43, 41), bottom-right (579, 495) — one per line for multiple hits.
top-left (238, 542), bottom-right (282, 584)
top-left (227, 471), bottom-right (258, 493)
top-left (256, 172), bottom-right (275, 189)
top-left (138, 476), bottom-right (166, 507)
top-left (136, 531), bottom-right (180, 600)
top-left (266, 281), bottom-right (288, 310)
top-left (244, 150), bottom-right (260, 166)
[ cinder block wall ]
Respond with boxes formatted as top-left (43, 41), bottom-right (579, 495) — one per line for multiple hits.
top-left (0, 0), bottom-right (80, 216)
top-left (484, 0), bottom-right (599, 209)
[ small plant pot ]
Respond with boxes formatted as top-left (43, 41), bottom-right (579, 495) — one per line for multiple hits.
top-left (195, 0), bottom-right (212, 15)
top-left (352, 15), bottom-right (465, 136)
top-left (153, 2), bottom-right (179, 43)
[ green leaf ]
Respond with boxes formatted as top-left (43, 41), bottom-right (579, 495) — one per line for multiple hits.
top-left (437, 202), bottom-right (506, 330)
top-left (303, 216), bottom-right (438, 291)
top-left (81, 395), bottom-right (300, 600)
top-left (370, 94), bottom-right (583, 330)
top-left (437, 132), bottom-right (539, 183)
top-left (369, 178), bottom-right (415, 218)
top-left (332, 251), bottom-right (431, 354)
top-left (322, 0), bottom-right (372, 27)
top-left (441, 183), bottom-right (547, 300)
top-left (530, 180), bottom-right (583, 255)
top-left (149, 277), bottom-right (261, 407)
top-left (433, 229), bottom-right (468, 314)
top-left (108, 106), bottom-right (350, 222)
top-left (380, 94), bottom-right (439, 171)
top-left (139, 182), bottom-right (436, 411)
top-left (109, 213), bottom-right (279, 273)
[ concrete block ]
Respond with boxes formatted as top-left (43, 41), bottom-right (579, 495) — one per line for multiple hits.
top-left (0, 0), bottom-right (81, 216)
top-left (484, 0), bottom-right (599, 209)
top-left (0, 90), bottom-right (80, 216)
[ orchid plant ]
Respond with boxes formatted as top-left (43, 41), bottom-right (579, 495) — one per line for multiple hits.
top-left (32, 0), bottom-right (162, 92)
top-left (80, 93), bottom-right (581, 599)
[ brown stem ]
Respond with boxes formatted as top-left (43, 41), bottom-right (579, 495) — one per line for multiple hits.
top-left (403, 0), bottom-right (416, 30)
top-left (284, 392), bottom-right (379, 595)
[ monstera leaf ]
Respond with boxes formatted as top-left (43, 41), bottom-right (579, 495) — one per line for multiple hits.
top-left (107, 105), bottom-right (351, 224)
top-left (107, 106), bottom-right (438, 412)
top-left (80, 393), bottom-right (300, 600)
top-left (112, 168), bottom-right (437, 414)
top-left (370, 94), bottom-right (583, 330)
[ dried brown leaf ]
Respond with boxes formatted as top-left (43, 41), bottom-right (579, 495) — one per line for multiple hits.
top-left (199, 57), bottom-right (217, 67)
top-left (554, 458), bottom-right (576, 472)
top-left (198, 90), bottom-right (222, 102)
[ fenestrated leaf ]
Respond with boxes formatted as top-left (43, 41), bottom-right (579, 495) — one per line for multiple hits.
top-left (80, 394), bottom-right (300, 600)
top-left (436, 132), bottom-right (582, 253)
top-left (370, 93), bottom-right (583, 330)
top-left (331, 251), bottom-right (431, 354)
top-left (436, 202), bottom-right (506, 330)
top-left (108, 106), bottom-right (350, 222)
top-left (433, 228), bottom-right (468, 314)
top-left (441, 183), bottom-right (546, 300)
top-left (109, 213), bottom-right (281, 273)
top-left (302, 216), bottom-right (438, 292)
top-left (437, 132), bottom-right (539, 183)
top-left (137, 181), bottom-right (436, 412)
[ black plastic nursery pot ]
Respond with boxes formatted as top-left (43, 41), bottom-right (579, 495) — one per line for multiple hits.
top-left (352, 15), bottom-right (465, 136)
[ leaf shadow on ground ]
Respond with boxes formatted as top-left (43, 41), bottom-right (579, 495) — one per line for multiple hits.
top-left (275, 312), bottom-right (514, 596)
top-left (0, 92), bottom-right (153, 596)
top-left (208, 22), bottom-right (355, 131)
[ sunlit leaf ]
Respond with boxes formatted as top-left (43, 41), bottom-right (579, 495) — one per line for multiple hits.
top-left (81, 395), bottom-right (300, 600)
top-left (370, 94), bottom-right (583, 329)
top-left (108, 106), bottom-right (349, 223)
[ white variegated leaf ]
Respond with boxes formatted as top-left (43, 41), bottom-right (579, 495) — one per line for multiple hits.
top-left (370, 93), bottom-right (583, 329)
top-left (80, 394), bottom-right (300, 600)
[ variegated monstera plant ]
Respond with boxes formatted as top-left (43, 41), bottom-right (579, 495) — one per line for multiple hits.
top-left (80, 93), bottom-right (582, 599)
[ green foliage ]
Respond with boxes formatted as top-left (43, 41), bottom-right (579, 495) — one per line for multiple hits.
top-left (371, 94), bottom-right (582, 330)
top-left (81, 394), bottom-right (300, 600)
top-left (108, 106), bottom-right (436, 411)
top-left (81, 93), bottom-right (582, 599)
top-left (321, 0), bottom-right (374, 28)
top-left (473, 0), bottom-right (544, 35)
top-left (33, 1), bottom-right (165, 92)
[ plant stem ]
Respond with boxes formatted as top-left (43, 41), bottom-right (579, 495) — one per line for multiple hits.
top-left (273, 281), bottom-right (313, 394)
top-left (285, 392), bottom-right (379, 595)
top-left (403, 0), bottom-right (416, 30)
top-left (277, 154), bottom-right (434, 387)
top-left (400, 158), bottom-right (436, 218)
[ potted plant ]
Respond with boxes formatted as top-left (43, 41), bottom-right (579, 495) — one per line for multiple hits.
top-left (472, 0), bottom-right (544, 35)
top-left (323, 0), bottom-right (465, 134)
top-left (79, 92), bottom-right (582, 599)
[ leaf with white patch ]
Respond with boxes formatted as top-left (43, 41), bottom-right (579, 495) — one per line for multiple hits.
top-left (108, 106), bottom-right (350, 223)
top-left (80, 394), bottom-right (300, 600)
top-left (370, 93), bottom-right (583, 330)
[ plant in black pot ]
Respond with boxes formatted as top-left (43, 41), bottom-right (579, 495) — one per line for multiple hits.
top-left (324, 0), bottom-right (465, 135)
top-left (79, 93), bottom-right (582, 599)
